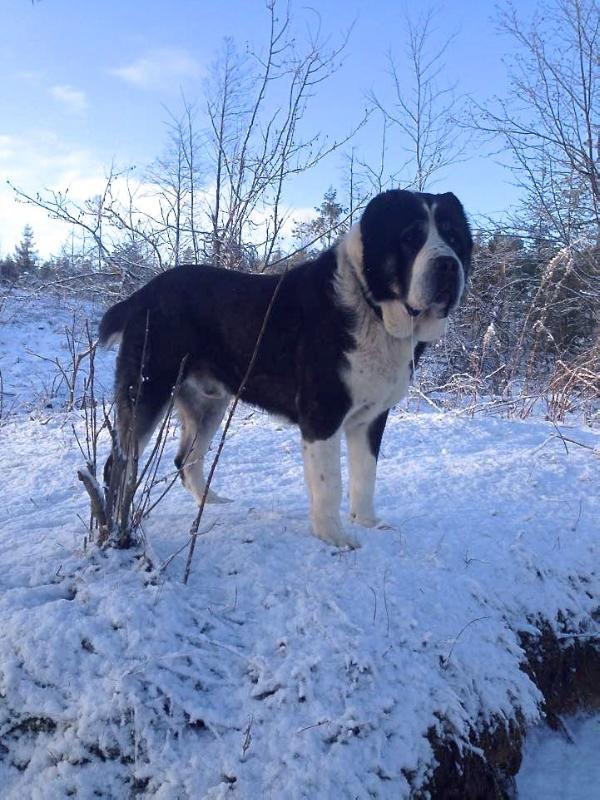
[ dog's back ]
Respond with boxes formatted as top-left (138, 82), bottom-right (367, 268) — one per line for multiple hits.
top-left (99, 190), bottom-right (472, 548)
top-left (98, 256), bottom-right (352, 513)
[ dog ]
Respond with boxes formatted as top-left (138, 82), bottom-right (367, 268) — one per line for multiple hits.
top-left (99, 189), bottom-right (472, 548)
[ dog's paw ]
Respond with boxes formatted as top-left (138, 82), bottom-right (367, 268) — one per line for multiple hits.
top-left (373, 519), bottom-right (394, 531)
top-left (196, 488), bottom-right (233, 504)
top-left (312, 517), bottom-right (361, 549)
top-left (207, 490), bottom-right (233, 504)
top-left (326, 530), bottom-right (361, 549)
top-left (350, 513), bottom-right (394, 531)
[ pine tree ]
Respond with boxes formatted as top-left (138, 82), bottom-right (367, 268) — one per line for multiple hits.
top-left (14, 225), bottom-right (38, 273)
top-left (312, 188), bottom-right (348, 249)
top-left (293, 187), bottom-right (348, 255)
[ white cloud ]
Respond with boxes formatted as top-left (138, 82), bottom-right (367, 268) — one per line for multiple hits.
top-left (0, 131), bottom-right (171, 259)
top-left (49, 84), bottom-right (88, 114)
top-left (15, 69), bottom-right (45, 85)
top-left (0, 130), bottom-right (318, 261)
top-left (0, 134), bottom-right (17, 162)
top-left (109, 47), bottom-right (202, 91)
top-left (0, 191), bottom-right (66, 260)
top-left (0, 132), bottom-right (107, 257)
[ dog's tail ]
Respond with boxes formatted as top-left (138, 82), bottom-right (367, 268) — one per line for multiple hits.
top-left (98, 297), bottom-right (135, 348)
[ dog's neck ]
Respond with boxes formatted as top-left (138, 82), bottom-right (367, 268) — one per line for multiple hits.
top-left (336, 224), bottom-right (383, 324)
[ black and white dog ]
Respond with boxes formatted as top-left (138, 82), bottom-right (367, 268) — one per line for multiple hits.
top-left (99, 189), bottom-right (472, 548)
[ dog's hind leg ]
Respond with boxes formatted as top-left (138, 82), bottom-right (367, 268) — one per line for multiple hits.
top-left (174, 377), bottom-right (231, 504)
top-left (103, 316), bottom-right (174, 489)
top-left (104, 377), bottom-right (171, 489)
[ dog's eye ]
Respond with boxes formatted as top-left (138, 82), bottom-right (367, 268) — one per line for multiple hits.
top-left (439, 221), bottom-right (458, 246)
top-left (400, 225), bottom-right (421, 245)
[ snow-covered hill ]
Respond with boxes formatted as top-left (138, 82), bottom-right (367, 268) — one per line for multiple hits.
top-left (0, 290), bottom-right (598, 798)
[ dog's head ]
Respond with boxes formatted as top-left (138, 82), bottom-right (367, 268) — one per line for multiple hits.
top-left (345, 189), bottom-right (473, 340)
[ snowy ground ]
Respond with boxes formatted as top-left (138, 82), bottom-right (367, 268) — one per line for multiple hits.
top-left (0, 288), bottom-right (113, 415)
top-left (517, 714), bottom-right (600, 799)
top-left (0, 289), bottom-right (599, 798)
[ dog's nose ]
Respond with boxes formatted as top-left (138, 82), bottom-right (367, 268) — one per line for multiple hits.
top-left (433, 257), bottom-right (460, 305)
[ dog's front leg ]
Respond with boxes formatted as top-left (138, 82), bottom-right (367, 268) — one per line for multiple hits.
top-left (346, 410), bottom-right (390, 529)
top-left (301, 432), bottom-right (359, 548)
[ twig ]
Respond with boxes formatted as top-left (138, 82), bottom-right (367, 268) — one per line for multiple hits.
top-left (369, 585), bottom-right (377, 623)
top-left (441, 616), bottom-right (490, 670)
top-left (383, 567), bottom-right (391, 637)
top-left (77, 468), bottom-right (109, 542)
top-left (183, 269), bottom-right (290, 584)
top-left (571, 498), bottom-right (583, 532)
top-left (296, 719), bottom-right (330, 734)
top-left (241, 715), bottom-right (253, 761)
top-left (158, 522), bottom-right (219, 572)
top-left (409, 385), bottom-right (444, 412)
top-left (550, 420), bottom-right (569, 455)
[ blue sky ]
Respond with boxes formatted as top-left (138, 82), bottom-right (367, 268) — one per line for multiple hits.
top-left (0, 0), bottom-right (538, 257)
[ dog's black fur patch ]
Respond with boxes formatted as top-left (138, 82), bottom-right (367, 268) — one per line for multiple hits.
top-left (367, 410), bottom-right (389, 460)
top-left (99, 189), bottom-right (472, 546)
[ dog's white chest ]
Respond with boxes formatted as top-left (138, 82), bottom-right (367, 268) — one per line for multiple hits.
top-left (343, 322), bottom-right (414, 423)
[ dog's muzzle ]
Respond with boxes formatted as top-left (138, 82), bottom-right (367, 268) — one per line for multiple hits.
top-left (433, 256), bottom-right (461, 307)
top-left (416, 256), bottom-right (463, 319)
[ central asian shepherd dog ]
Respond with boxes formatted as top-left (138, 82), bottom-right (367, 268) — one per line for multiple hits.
top-left (99, 189), bottom-right (473, 549)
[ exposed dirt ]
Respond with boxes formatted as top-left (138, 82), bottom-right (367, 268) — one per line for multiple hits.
top-left (422, 613), bottom-right (600, 799)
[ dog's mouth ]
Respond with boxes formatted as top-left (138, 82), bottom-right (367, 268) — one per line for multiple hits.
top-left (404, 299), bottom-right (457, 321)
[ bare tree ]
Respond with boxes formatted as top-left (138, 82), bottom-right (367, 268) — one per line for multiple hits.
top-left (148, 115), bottom-right (186, 267)
top-left (181, 97), bottom-right (203, 264)
top-left (355, 114), bottom-right (392, 195)
top-left (343, 147), bottom-right (362, 227)
top-left (9, 1), bottom-right (363, 284)
top-left (8, 164), bottom-right (166, 296)
top-left (369, 7), bottom-right (465, 191)
top-left (476, 0), bottom-right (600, 246)
top-left (203, 1), bottom-right (363, 271)
top-left (146, 97), bottom-right (204, 267)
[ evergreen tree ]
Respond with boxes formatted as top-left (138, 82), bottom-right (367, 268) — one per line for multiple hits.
top-left (14, 225), bottom-right (38, 273)
top-left (293, 187), bottom-right (348, 255)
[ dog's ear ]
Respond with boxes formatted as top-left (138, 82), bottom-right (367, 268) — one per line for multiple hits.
top-left (439, 191), bottom-right (464, 209)
top-left (440, 192), bottom-right (474, 270)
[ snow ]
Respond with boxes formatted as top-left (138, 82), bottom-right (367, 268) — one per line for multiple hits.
top-left (0, 288), bottom-right (112, 415)
top-left (517, 715), bottom-right (600, 799)
top-left (0, 289), bottom-right (599, 797)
